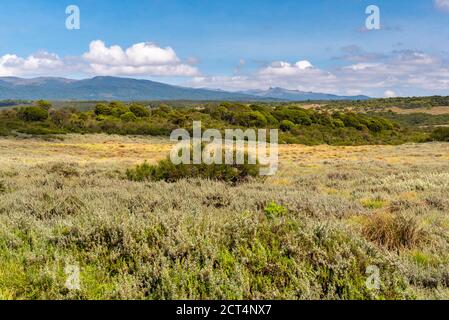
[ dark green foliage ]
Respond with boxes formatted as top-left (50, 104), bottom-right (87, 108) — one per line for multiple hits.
top-left (127, 145), bottom-right (260, 183)
top-left (120, 112), bottom-right (137, 122)
top-left (127, 158), bottom-right (259, 183)
top-left (35, 100), bottom-right (52, 110)
top-left (17, 106), bottom-right (49, 122)
top-left (0, 98), bottom-right (444, 145)
top-left (325, 95), bottom-right (449, 110)
top-left (125, 161), bottom-right (155, 181)
top-left (129, 103), bottom-right (150, 117)
top-left (274, 107), bottom-right (312, 125)
top-left (430, 127), bottom-right (449, 142)
top-left (235, 111), bottom-right (268, 127)
top-left (280, 120), bottom-right (295, 132)
top-left (94, 103), bottom-right (112, 116)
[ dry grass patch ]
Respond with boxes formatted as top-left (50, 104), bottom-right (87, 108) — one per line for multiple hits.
top-left (362, 212), bottom-right (427, 250)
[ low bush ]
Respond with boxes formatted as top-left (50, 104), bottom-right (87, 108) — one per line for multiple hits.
top-left (120, 112), bottom-right (137, 122)
top-left (430, 127), bottom-right (449, 142)
top-left (264, 201), bottom-right (288, 218)
top-left (127, 146), bottom-right (260, 183)
top-left (279, 120), bottom-right (295, 132)
top-left (17, 106), bottom-right (49, 122)
top-left (129, 103), bottom-right (150, 117)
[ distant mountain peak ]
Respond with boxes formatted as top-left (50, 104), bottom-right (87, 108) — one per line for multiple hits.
top-left (239, 87), bottom-right (369, 101)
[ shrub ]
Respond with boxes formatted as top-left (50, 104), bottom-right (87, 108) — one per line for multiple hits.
top-left (110, 102), bottom-right (129, 117)
top-left (127, 145), bottom-right (261, 183)
top-left (279, 120), bottom-right (295, 132)
top-left (94, 103), bottom-right (112, 116)
top-left (127, 158), bottom-right (260, 183)
top-left (0, 180), bottom-right (6, 193)
top-left (126, 161), bottom-right (155, 181)
top-left (129, 103), bottom-right (150, 117)
top-left (35, 100), bottom-right (52, 110)
top-left (430, 127), bottom-right (449, 142)
top-left (274, 108), bottom-right (312, 125)
top-left (235, 111), bottom-right (268, 127)
top-left (120, 112), bottom-right (137, 122)
top-left (18, 106), bottom-right (49, 121)
top-left (264, 201), bottom-right (288, 218)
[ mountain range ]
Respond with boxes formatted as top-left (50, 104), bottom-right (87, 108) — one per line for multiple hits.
top-left (0, 76), bottom-right (370, 101)
top-left (239, 87), bottom-right (369, 101)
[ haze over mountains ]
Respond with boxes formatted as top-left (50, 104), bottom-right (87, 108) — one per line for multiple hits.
top-left (0, 76), bottom-right (370, 101)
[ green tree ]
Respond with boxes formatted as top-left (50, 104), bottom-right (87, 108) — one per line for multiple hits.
top-left (94, 103), bottom-right (112, 116)
top-left (120, 112), bottom-right (137, 122)
top-left (35, 100), bottom-right (52, 110)
top-left (280, 120), bottom-right (295, 132)
top-left (18, 106), bottom-right (49, 121)
top-left (129, 103), bottom-right (150, 117)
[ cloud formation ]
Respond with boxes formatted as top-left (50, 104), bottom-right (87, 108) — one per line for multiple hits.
top-left (0, 52), bottom-right (64, 77)
top-left (83, 40), bottom-right (199, 76)
top-left (0, 40), bottom-right (199, 78)
top-left (191, 49), bottom-right (449, 97)
top-left (2, 40), bottom-right (449, 97)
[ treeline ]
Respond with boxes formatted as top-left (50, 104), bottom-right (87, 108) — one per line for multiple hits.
top-left (325, 96), bottom-right (449, 110)
top-left (0, 99), bottom-right (31, 107)
top-left (0, 100), bottom-right (441, 145)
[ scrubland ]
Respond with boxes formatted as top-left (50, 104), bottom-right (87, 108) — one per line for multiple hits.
top-left (0, 134), bottom-right (448, 299)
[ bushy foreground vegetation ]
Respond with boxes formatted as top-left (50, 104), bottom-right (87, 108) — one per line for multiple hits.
top-left (127, 155), bottom-right (260, 183)
top-left (0, 136), bottom-right (448, 300)
top-left (0, 99), bottom-right (438, 145)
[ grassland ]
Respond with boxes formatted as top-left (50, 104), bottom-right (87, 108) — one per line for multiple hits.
top-left (0, 134), bottom-right (448, 299)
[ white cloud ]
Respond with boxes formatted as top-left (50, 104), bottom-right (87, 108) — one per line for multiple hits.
top-left (0, 52), bottom-right (64, 76)
top-left (384, 90), bottom-right (396, 98)
top-left (82, 40), bottom-right (199, 76)
top-left (3, 41), bottom-right (449, 97)
top-left (435, 0), bottom-right (449, 11)
top-left (259, 60), bottom-right (313, 76)
top-left (191, 49), bottom-right (449, 97)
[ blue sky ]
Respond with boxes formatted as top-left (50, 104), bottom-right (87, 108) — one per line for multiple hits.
top-left (1, 0), bottom-right (449, 97)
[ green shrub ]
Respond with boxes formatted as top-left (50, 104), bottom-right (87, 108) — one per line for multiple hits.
top-left (430, 127), bottom-right (449, 142)
top-left (18, 106), bottom-right (49, 121)
top-left (127, 158), bottom-right (260, 183)
top-left (127, 145), bottom-right (260, 183)
top-left (35, 100), bottom-right (52, 110)
top-left (264, 201), bottom-right (288, 218)
top-left (94, 103), bottom-right (112, 116)
top-left (129, 103), bottom-right (150, 117)
top-left (120, 112), bottom-right (137, 122)
top-left (234, 111), bottom-right (268, 127)
top-left (110, 103), bottom-right (129, 117)
top-left (126, 161), bottom-right (155, 181)
top-left (280, 120), bottom-right (295, 132)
